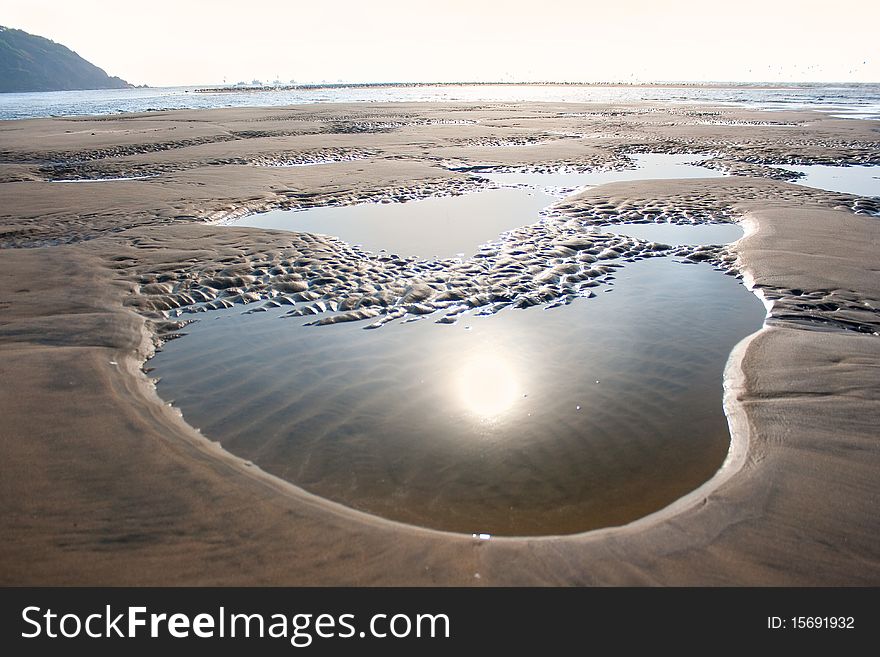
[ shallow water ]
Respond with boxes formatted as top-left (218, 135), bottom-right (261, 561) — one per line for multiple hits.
top-left (232, 154), bottom-right (726, 258)
top-left (597, 222), bottom-right (743, 246)
top-left (150, 257), bottom-right (765, 536)
top-left (50, 175), bottom-right (156, 183)
top-left (771, 163), bottom-right (880, 197)
top-left (235, 187), bottom-right (555, 259)
top-left (477, 153), bottom-right (725, 191)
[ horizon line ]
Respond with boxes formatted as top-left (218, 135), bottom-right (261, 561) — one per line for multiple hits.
top-left (186, 80), bottom-right (880, 91)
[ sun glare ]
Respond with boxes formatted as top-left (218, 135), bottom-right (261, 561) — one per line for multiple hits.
top-left (456, 352), bottom-right (520, 419)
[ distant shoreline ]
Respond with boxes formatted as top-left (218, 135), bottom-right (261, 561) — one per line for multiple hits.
top-left (194, 80), bottom-right (870, 94)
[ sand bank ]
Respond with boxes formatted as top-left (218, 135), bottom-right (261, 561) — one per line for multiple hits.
top-left (0, 102), bottom-right (878, 584)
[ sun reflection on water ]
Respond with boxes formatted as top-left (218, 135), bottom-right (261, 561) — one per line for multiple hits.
top-left (456, 351), bottom-right (521, 419)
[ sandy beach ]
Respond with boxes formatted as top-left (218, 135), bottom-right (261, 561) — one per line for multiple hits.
top-left (1, 101), bottom-right (878, 585)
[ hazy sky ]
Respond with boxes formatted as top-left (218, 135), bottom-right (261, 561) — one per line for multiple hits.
top-left (3, 1), bottom-right (877, 86)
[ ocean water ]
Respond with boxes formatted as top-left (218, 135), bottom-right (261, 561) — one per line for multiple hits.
top-left (2, 83), bottom-right (879, 121)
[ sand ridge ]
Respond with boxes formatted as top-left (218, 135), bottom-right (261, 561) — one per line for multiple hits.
top-left (1, 101), bottom-right (878, 584)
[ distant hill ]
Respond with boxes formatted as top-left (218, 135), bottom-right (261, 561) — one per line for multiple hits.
top-left (0, 26), bottom-right (131, 92)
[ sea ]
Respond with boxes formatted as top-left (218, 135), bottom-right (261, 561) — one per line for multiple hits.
top-left (1, 83), bottom-right (879, 121)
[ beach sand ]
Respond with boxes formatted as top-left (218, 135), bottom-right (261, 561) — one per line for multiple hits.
top-left (0, 102), bottom-right (878, 584)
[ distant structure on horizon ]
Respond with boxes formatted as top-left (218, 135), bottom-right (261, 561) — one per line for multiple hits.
top-left (0, 25), bottom-right (132, 93)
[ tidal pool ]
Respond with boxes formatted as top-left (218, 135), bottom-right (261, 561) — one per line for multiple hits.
top-left (596, 222), bottom-right (743, 246)
top-left (771, 163), bottom-right (880, 197)
top-left (476, 153), bottom-right (725, 191)
top-left (235, 187), bottom-right (555, 259)
top-left (150, 257), bottom-right (765, 536)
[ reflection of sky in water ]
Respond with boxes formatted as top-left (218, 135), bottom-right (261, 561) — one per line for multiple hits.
top-left (150, 258), bottom-right (765, 536)
top-left (771, 163), bottom-right (880, 198)
top-left (478, 153), bottom-right (725, 190)
top-left (234, 154), bottom-right (727, 258)
top-left (595, 223), bottom-right (743, 246)
top-left (237, 187), bottom-right (554, 259)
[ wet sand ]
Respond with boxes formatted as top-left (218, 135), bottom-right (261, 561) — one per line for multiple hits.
top-left (1, 102), bottom-right (878, 584)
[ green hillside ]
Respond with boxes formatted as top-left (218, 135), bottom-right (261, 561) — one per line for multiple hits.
top-left (0, 25), bottom-right (131, 92)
